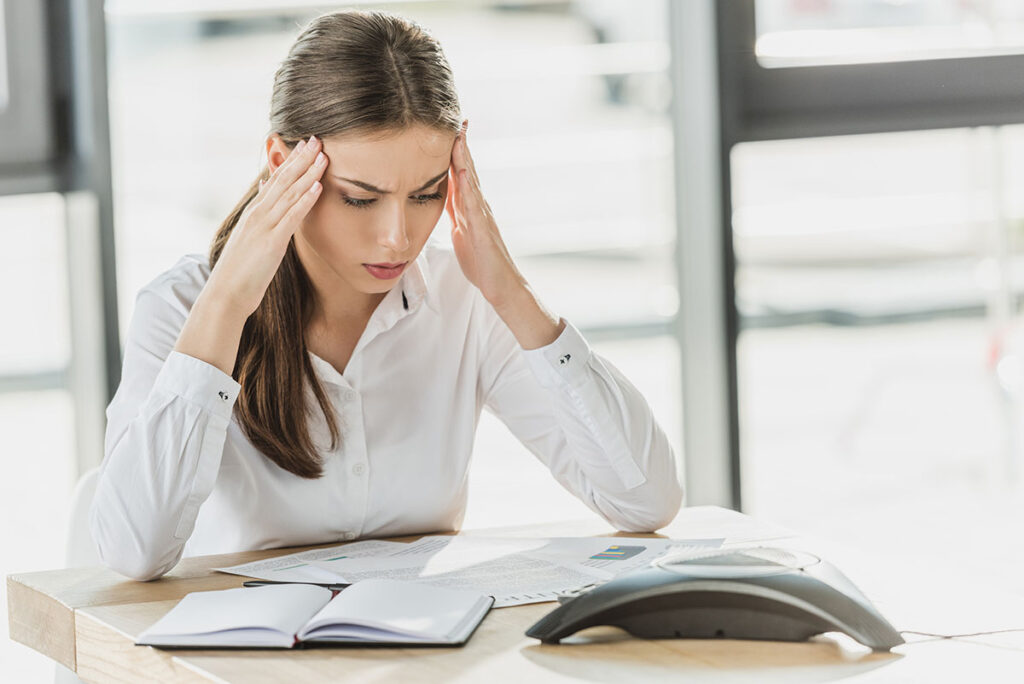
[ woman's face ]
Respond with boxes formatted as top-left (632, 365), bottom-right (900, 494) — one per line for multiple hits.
top-left (273, 124), bottom-right (457, 308)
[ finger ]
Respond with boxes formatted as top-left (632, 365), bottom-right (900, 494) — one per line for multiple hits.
top-left (449, 140), bottom-right (464, 183)
top-left (448, 138), bottom-right (465, 212)
top-left (266, 137), bottom-right (317, 191)
top-left (452, 169), bottom-right (478, 228)
top-left (449, 166), bottom-right (466, 222)
top-left (458, 132), bottom-right (481, 188)
top-left (252, 140), bottom-right (306, 208)
top-left (451, 134), bottom-right (472, 184)
top-left (256, 136), bottom-right (321, 210)
top-left (457, 168), bottom-right (480, 207)
top-left (269, 139), bottom-right (308, 185)
top-left (265, 149), bottom-right (328, 227)
top-left (272, 179), bottom-right (323, 237)
top-left (457, 151), bottom-right (493, 224)
top-left (445, 170), bottom-right (459, 229)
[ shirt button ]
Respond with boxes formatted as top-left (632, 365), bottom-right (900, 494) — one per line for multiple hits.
top-left (352, 463), bottom-right (366, 476)
top-left (344, 531), bottom-right (357, 540)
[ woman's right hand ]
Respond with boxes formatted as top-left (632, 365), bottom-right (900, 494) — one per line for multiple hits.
top-left (207, 135), bottom-right (327, 318)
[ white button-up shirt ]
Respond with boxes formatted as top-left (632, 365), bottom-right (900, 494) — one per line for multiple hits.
top-left (90, 242), bottom-right (683, 581)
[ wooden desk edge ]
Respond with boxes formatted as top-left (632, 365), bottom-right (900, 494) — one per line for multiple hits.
top-left (75, 607), bottom-right (212, 684)
top-left (6, 547), bottom-right (305, 671)
top-left (7, 573), bottom-right (78, 670)
top-left (6, 505), bottom-right (781, 675)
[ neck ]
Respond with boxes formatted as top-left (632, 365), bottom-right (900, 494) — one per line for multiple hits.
top-left (310, 292), bottom-right (387, 332)
top-left (294, 234), bottom-right (387, 329)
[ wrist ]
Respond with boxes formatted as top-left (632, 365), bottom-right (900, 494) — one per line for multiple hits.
top-left (174, 284), bottom-right (251, 377)
top-left (491, 283), bottom-right (563, 351)
top-left (488, 279), bottom-right (530, 318)
top-left (489, 258), bottom-right (545, 309)
top-left (197, 277), bottom-right (255, 327)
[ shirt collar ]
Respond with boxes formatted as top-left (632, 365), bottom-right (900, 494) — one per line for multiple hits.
top-left (398, 247), bottom-right (440, 315)
top-left (307, 248), bottom-right (440, 387)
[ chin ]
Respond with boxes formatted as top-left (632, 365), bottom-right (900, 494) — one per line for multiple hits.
top-left (359, 273), bottom-right (399, 292)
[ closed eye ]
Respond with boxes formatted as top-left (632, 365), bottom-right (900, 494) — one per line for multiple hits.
top-left (412, 191), bottom-right (444, 204)
top-left (342, 196), bottom-right (375, 209)
top-left (342, 191), bottom-right (444, 210)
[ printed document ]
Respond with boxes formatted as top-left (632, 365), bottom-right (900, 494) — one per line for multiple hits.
top-left (216, 536), bottom-right (723, 607)
top-left (313, 536), bottom-right (724, 606)
top-left (214, 539), bottom-right (407, 584)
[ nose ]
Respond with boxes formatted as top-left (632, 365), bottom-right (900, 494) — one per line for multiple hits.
top-left (378, 204), bottom-right (411, 253)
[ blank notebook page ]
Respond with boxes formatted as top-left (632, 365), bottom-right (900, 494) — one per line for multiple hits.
top-left (299, 579), bottom-right (489, 641)
top-left (143, 584), bottom-right (331, 638)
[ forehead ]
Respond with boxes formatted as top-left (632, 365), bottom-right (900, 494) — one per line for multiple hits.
top-left (321, 125), bottom-right (456, 191)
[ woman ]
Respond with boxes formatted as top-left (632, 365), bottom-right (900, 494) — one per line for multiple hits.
top-left (90, 9), bottom-right (682, 581)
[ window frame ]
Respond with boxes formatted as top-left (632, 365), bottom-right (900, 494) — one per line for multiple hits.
top-left (681, 0), bottom-right (1024, 509)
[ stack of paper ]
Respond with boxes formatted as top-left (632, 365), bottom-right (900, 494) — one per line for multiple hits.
top-left (216, 536), bottom-right (723, 607)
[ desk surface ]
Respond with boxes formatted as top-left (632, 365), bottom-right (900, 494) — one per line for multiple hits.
top-left (8, 506), bottom-right (1024, 683)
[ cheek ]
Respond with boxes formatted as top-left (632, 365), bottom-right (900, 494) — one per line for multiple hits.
top-left (413, 204), bottom-right (446, 241)
top-left (300, 203), bottom-right (358, 254)
top-left (422, 183), bottom-right (449, 227)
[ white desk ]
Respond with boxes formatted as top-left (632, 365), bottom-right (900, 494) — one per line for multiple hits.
top-left (8, 506), bottom-right (1024, 682)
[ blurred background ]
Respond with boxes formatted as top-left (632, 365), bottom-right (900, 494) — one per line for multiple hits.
top-left (5, 0), bottom-right (1024, 679)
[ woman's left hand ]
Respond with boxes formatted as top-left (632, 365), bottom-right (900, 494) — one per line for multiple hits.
top-left (446, 120), bottom-right (526, 308)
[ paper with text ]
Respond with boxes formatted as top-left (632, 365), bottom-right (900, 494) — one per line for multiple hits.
top-left (307, 536), bottom-right (724, 607)
top-left (214, 539), bottom-right (407, 584)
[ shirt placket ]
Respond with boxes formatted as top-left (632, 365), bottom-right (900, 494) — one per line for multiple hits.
top-left (331, 382), bottom-right (368, 541)
top-left (326, 284), bottom-right (416, 541)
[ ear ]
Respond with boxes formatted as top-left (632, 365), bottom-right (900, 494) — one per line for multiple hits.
top-left (265, 133), bottom-right (293, 174)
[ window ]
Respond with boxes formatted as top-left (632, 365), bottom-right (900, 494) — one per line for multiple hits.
top-left (756, 0), bottom-right (1024, 67)
top-left (732, 126), bottom-right (1023, 575)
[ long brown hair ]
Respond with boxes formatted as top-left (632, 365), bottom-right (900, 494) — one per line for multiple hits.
top-left (209, 10), bottom-right (462, 478)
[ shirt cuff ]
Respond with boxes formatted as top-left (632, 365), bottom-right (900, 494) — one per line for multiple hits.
top-left (520, 318), bottom-right (592, 389)
top-left (153, 351), bottom-right (242, 420)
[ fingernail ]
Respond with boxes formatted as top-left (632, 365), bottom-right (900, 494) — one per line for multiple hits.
top-left (315, 152), bottom-right (326, 166)
top-left (294, 140), bottom-right (306, 153)
top-left (308, 135), bottom-right (317, 146)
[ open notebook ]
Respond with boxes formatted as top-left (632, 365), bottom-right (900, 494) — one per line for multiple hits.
top-left (135, 579), bottom-right (494, 648)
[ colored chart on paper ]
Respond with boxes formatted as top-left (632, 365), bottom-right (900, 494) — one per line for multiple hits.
top-left (589, 545), bottom-right (645, 561)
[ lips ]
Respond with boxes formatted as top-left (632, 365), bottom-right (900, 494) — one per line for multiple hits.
top-left (363, 261), bottom-right (408, 280)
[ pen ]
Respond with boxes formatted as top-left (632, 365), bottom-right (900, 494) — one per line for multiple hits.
top-left (242, 580), bottom-right (349, 591)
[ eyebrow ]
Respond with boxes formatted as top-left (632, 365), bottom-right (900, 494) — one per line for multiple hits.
top-left (331, 169), bottom-right (449, 194)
